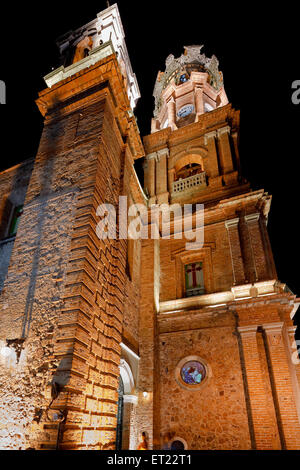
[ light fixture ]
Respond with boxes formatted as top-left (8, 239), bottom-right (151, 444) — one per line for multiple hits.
top-left (143, 391), bottom-right (148, 398)
top-left (0, 346), bottom-right (12, 358)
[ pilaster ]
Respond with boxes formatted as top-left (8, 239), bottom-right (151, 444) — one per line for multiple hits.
top-left (156, 149), bottom-right (169, 204)
top-left (238, 326), bottom-right (281, 449)
top-left (146, 153), bottom-right (157, 205)
top-left (194, 85), bottom-right (204, 119)
top-left (263, 323), bottom-right (300, 449)
top-left (225, 218), bottom-right (245, 285)
top-left (217, 126), bottom-right (234, 174)
top-left (204, 130), bottom-right (219, 180)
top-left (245, 213), bottom-right (268, 281)
top-left (136, 239), bottom-right (157, 449)
top-left (166, 97), bottom-right (177, 131)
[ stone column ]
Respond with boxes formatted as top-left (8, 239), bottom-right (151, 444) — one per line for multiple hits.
top-left (194, 85), bottom-right (204, 119)
top-left (122, 395), bottom-right (138, 450)
top-left (217, 126), bottom-right (234, 174)
top-left (263, 323), bottom-right (300, 449)
top-left (166, 97), bottom-right (177, 131)
top-left (245, 213), bottom-right (268, 281)
top-left (225, 218), bottom-right (245, 286)
top-left (238, 326), bottom-right (281, 449)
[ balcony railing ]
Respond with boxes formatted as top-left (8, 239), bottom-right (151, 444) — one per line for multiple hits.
top-left (172, 172), bottom-right (207, 195)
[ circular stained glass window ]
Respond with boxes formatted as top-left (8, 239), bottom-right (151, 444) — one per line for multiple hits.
top-left (180, 360), bottom-right (206, 385)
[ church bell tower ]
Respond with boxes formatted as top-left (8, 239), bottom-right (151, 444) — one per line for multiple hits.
top-left (0, 3), bottom-right (144, 450)
top-left (1, 4), bottom-right (300, 452)
top-left (138, 46), bottom-right (300, 450)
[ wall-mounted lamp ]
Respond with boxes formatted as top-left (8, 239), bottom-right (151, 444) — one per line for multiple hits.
top-left (143, 391), bottom-right (148, 398)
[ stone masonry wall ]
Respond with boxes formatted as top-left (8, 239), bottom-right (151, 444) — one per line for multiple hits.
top-left (0, 159), bottom-right (34, 291)
top-left (158, 312), bottom-right (252, 450)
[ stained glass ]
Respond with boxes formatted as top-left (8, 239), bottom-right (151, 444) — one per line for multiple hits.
top-left (180, 360), bottom-right (206, 385)
top-left (184, 262), bottom-right (205, 297)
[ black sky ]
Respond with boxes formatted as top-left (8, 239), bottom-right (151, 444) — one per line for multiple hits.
top-left (0, 1), bottom-right (299, 296)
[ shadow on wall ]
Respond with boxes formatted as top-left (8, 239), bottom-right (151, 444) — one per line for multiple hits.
top-left (20, 98), bottom-right (64, 339)
top-left (0, 161), bottom-right (34, 293)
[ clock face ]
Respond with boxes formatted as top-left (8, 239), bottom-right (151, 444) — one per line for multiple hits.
top-left (177, 104), bottom-right (194, 118)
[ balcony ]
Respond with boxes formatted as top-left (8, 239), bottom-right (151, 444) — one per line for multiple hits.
top-left (171, 172), bottom-right (207, 195)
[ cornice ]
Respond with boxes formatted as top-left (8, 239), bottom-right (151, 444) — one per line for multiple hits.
top-left (143, 103), bottom-right (235, 153)
top-left (36, 54), bottom-right (144, 159)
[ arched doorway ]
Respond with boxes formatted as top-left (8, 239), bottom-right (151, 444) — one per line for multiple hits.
top-left (116, 376), bottom-right (124, 450)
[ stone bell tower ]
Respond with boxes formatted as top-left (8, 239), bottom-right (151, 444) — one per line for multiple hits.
top-left (0, 3), bottom-right (144, 450)
top-left (151, 45), bottom-right (228, 133)
top-left (138, 46), bottom-right (300, 450)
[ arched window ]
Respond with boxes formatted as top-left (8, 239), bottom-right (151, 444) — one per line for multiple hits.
top-left (175, 163), bottom-right (203, 181)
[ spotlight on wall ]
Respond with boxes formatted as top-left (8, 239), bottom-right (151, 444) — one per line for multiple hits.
top-left (0, 346), bottom-right (12, 358)
top-left (7, 338), bottom-right (25, 363)
top-left (143, 391), bottom-right (148, 398)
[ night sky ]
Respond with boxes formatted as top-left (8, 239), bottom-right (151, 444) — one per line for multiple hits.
top-left (0, 1), bottom-right (299, 296)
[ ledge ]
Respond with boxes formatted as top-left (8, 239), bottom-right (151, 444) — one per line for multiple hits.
top-left (44, 42), bottom-right (115, 88)
top-left (159, 280), bottom-right (282, 313)
top-left (0, 235), bottom-right (16, 246)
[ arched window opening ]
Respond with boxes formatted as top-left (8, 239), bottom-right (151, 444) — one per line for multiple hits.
top-left (175, 163), bottom-right (203, 181)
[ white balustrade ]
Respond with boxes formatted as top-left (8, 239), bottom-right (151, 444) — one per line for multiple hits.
top-left (172, 172), bottom-right (206, 194)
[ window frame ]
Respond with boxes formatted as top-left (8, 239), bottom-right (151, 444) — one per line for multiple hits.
top-left (172, 245), bottom-right (215, 300)
top-left (8, 205), bottom-right (24, 237)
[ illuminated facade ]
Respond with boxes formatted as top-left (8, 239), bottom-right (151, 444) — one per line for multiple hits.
top-left (0, 3), bottom-right (300, 450)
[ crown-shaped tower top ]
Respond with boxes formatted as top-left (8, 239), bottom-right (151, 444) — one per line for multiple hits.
top-left (151, 45), bottom-right (228, 133)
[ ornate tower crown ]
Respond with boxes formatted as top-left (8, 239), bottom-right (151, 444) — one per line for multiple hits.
top-left (151, 45), bottom-right (228, 133)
